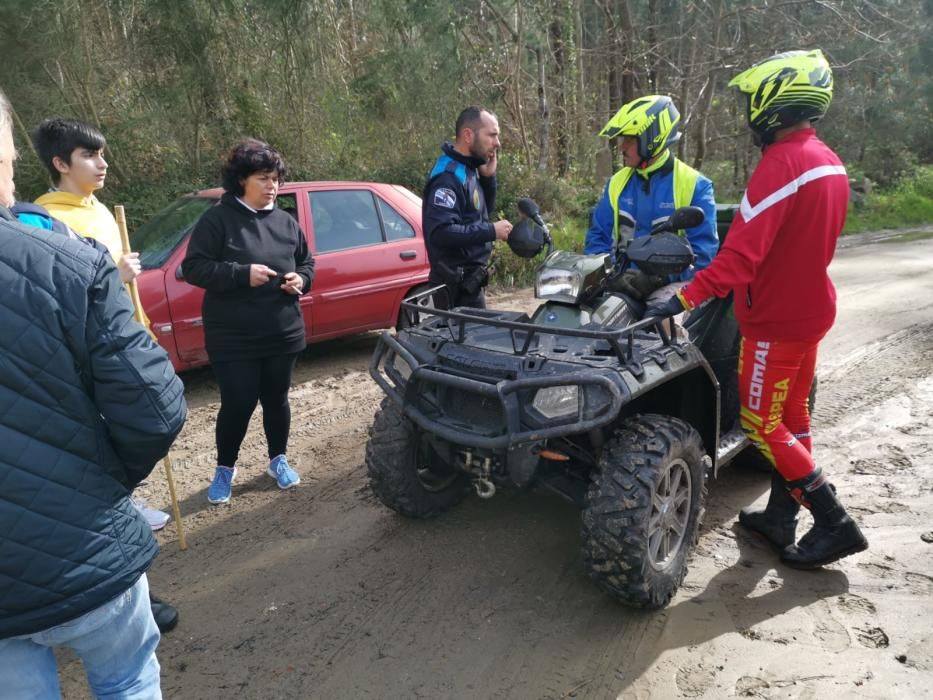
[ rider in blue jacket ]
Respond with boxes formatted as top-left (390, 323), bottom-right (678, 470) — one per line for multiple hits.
top-left (585, 95), bottom-right (718, 301)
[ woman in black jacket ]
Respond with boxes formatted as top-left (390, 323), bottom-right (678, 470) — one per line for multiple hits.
top-left (184, 139), bottom-right (314, 504)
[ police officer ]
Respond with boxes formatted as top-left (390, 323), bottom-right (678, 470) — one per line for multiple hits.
top-left (423, 106), bottom-right (512, 309)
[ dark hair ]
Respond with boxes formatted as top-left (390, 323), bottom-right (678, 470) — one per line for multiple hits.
top-left (221, 139), bottom-right (288, 196)
top-left (32, 118), bottom-right (106, 184)
top-left (455, 106), bottom-right (494, 138)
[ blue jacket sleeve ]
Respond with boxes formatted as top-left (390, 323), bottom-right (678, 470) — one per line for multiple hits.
top-left (424, 172), bottom-right (496, 249)
top-left (85, 253), bottom-right (187, 487)
top-left (584, 181), bottom-right (615, 255)
top-left (678, 176), bottom-right (719, 281)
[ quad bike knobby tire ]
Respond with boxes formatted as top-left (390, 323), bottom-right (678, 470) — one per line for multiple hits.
top-left (581, 414), bottom-right (708, 609)
top-left (366, 398), bottom-right (469, 518)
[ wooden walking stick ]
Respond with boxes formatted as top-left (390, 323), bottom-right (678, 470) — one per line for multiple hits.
top-left (115, 205), bottom-right (188, 551)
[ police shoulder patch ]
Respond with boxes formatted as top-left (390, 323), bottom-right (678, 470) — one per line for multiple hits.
top-left (433, 188), bottom-right (456, 209)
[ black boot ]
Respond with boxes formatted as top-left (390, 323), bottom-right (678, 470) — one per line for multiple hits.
top-left (150, 592), bottom-right (179, 634)
top-left (781, 469), bottom-right (868, 569)
top-left (738, 469), bottom-right (800, 550)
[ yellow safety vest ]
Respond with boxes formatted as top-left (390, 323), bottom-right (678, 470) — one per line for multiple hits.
top-left (607, 157), bottom-right (700, 239)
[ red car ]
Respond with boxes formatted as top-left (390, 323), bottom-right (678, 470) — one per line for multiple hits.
top-left (132, 181), bottom-right (430, 371)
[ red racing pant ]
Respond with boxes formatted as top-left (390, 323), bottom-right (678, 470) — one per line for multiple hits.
top-left (738, 336), bottom-right (818, 481)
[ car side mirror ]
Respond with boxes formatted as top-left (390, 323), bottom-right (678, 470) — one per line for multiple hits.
top-left (175, 264), bottom-right (185, 281)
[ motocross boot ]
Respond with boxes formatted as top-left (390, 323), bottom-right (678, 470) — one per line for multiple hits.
top-left (738, 469), bottom-right (800, 550)
top-left (781, 468), bottom-right (868, 569)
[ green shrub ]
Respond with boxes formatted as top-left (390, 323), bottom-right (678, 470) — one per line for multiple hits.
top-left (494, 154), bottom-right (597, 222)
top-left (844, 165), bottom-right (933, 234)
top-left (694, 159), bottom-right (745, 203)
top-left (489, 215), bottom-right (588, 288)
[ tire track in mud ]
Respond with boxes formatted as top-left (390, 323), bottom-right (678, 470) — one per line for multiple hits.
top-left (173, 322), bottom-right (929, 700)
top-left (67, 279), bottom-right (933, 698)
top-left (152, 332), bottom-right (654, 699)
top-left (816, 323), bottom-right (933, 429)
top-left (283, 498), bottom-right (647, 700)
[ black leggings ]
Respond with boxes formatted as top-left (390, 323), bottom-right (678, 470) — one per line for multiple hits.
top-left (212, 353), bottom-right (298, 467)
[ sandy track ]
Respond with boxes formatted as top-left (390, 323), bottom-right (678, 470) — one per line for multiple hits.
top-left (60, 233), bottom-right (933, 699)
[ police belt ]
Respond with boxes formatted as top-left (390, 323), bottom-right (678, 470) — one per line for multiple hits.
top-left (433, 261), bottom-right (489, 295)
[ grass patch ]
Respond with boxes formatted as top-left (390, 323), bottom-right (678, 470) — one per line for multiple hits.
top-left (844, 167), bottom-right (933, 234)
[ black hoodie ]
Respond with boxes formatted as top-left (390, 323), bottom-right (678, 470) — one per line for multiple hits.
top-left (183, 193), bottom-right (314, 360)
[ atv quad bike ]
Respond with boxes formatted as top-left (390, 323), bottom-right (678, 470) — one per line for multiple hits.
top-left (366, 202), bottom-right (808, 609)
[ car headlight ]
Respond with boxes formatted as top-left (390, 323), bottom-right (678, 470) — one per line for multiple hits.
top-left (535, 267), bottom-right (583, 303)
top-left (532, 385), bottom-right (579, 419)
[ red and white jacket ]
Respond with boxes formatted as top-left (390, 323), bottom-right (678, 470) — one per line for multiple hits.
top-left (681, 129), bottom-right (848, 342)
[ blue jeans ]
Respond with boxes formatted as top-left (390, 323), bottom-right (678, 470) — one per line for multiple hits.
top-left (0, 574), bottom-right (161, 699)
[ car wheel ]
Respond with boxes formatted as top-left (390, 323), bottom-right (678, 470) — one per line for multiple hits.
top-left (395, 284), bottom-right (438, 330)
top-left (581, 414), bottom-right (708, 609)
top-left (366, 398), bottom-right (469, 518)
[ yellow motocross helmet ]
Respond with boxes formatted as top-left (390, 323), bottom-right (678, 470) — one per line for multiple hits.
top-left (730, 49), bottom-right (833, 144)
top-left (600, 95), bottom-right (681, 163)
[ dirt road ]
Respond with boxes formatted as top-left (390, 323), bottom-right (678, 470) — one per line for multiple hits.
top-left (62, 230), bottom-right (933, 699)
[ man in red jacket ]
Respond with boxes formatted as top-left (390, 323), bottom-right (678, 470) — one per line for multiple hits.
top-left (647, 49), bottom-right (868, 569)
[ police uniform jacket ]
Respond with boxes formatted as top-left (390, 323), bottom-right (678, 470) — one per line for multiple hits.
top-left (422, 142), bottom-right (497, 282)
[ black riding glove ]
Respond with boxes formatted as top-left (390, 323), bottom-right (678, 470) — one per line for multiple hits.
top-left (610, 269), bottom-right (666, 300)
top-left (645, 292), bottom-right (688, 319)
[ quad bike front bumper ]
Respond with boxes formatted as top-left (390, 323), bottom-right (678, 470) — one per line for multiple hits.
top-left (370, 331), bottom-right (625, 451)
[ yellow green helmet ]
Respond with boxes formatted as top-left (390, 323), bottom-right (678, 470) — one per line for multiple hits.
top-left (600, 95), bottom-right (681, 162)
top-left (730, 49), bottom-right (833, 144)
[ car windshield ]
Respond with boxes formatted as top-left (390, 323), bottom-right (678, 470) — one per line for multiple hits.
top-left (131, 195), bottom-right (216, 269)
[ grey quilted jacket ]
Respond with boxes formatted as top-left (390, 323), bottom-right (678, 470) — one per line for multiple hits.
top-left (0, 206), bottom-right (187, 638)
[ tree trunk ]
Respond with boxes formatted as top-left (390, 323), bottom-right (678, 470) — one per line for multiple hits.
top-left (536, 46), bottom-right (550, 171)
top-left (512, 3), bottom-right (532, 168)
top-left (550, 5), bottom-right (569, 176)
top-left (692, 0), bottom-right (724, 171)
top-left (574, 0), bottom-right (587, 165)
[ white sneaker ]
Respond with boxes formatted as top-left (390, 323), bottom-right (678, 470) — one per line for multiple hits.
top-left (131, 496), bottom-right (171, 531)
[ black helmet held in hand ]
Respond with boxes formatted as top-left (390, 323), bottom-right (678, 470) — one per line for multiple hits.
top-left (507, 218), bottom-right (548, 258)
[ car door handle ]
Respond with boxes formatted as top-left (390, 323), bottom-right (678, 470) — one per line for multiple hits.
top-left (399, 250), bottom-right (417, 260)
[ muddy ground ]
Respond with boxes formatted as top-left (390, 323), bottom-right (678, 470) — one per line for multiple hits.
top-left (61, 229), bottom-right (933, 699)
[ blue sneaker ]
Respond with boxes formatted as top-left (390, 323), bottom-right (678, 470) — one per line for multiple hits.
top-left (207, 466), bottom-right (236, 504)
top-left (267, 455), bottom-right (300, 490)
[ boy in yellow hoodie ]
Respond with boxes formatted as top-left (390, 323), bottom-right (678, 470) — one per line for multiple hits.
top-left (32, 118), bottom-right (179, 634)
top-left (32, 118), bottom-right (142, 284)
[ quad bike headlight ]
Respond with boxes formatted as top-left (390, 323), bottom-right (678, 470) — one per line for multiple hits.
top-left (391, 352), bottom-right (412, 382)
top-left (535, 267), bottom-right (583, 303)
top-left (532, 385), bottom-right (579, 419)
top-left (534, 251), bottom-right (610, 304)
